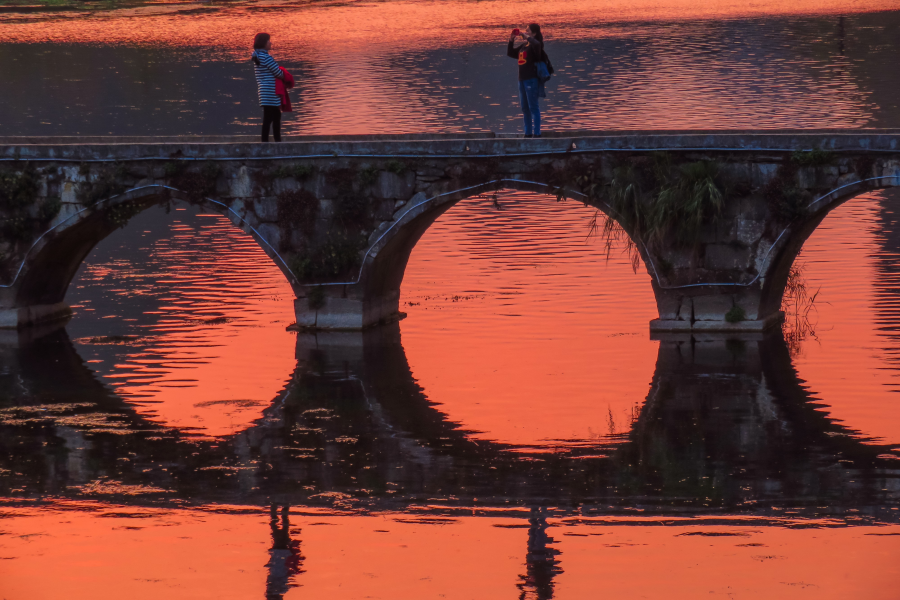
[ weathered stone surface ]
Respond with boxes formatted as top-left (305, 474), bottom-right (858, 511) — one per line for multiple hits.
top-left (693, 294), bottom-right (734, 321)
top-left (416, 167), bottom-right (444, 178)
top-left (677, 297), bottom-right (693, 321)
top-left (656, 294), bottom-right (680, 320)
top-left (1, 132), bottom-right (899, 331)
top-left (836, 173), bottom-right (861, 187)
top-left (368, 221), bottom-right (392, 246)
top-left (373, 199), bottom-right (395, 221)
top-left (273, 177), bottom-right (300, 194)
top-left (754, 237), bottom-right (775, 276)
top-left (733, 219), bottom-right (766, 245)
top-left (704, 244), bottom-right (752, 271)
top-left (394, 192), bottom-right (426, 220)
top-left (751, 163), bottom-right (779, 188)
top-left (734, 289), bottom-right (762, 320)
top-left (239, 210), bottom-right (260, 228)
top-left (255, 223), bottom-right (281, 250)
top-left (229, 166), bottom-right (253, 197)
top-left (374, 171), bottom-right (416, 200)
top-left (60, 181), bottom-right (77, 204)
top-left (305, 173), bottom-right (340, 199)
top-left (255, 197), bottom-right (279, 222)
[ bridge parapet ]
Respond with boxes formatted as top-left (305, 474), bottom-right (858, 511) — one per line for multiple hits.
top-left (1, 132), bottom-right (898, 331)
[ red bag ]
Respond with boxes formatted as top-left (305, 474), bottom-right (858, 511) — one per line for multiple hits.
top-left (275, 66), bottom-right (295, 112)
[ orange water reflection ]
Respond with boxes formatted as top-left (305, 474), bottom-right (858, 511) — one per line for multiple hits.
top-left (68, 204), bottom-right (297, 438)
top-left (2, 0), bottom-right (890, 135)
top-left (1, 501), bottom-right (898, 599)
top-left (2, 0), bottom-right (895, 49)
top-left (788, 190), bottom-right (900, 445)
top-left (400, 191), bottom-right (658, 449)
top-left (400, 188), bottom-right (900, 449)
top-left (65, 187), bottom-right (900, 450)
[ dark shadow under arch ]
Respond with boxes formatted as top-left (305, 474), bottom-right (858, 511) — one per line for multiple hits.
top-left (1, 321), bottom-right (898, 519)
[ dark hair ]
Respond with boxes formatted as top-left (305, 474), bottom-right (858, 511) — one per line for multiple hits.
top-left (528, 23), bottom-right (543, 42)
top-left (253, 32), bottom-right (271, 50)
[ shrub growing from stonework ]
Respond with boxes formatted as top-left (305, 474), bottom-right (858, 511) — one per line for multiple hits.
top-left (277, 189), bottom-right (319, 236)
top-left (289, 233), bottom-right (364, 282)
top-left (0, 165), bottom-right (61, 244)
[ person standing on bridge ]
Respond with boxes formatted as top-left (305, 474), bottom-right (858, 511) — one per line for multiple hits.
top-left (507, 24), bottom-right (546, 138)
top-left (252, 33), bottom-right (285, 143)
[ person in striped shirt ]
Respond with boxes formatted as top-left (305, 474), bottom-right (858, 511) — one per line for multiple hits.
top-left (251, 33), bottom-right (285, 142)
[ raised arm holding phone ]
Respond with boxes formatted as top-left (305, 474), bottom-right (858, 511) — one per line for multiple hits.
top-left (507, 24), bottom-right (545, 138)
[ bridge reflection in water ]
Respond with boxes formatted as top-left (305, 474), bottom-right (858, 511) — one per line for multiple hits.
top-left (0, 321), bottom-right (898, 596)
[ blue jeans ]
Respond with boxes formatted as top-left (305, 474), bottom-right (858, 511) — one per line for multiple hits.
top-left (518, 78), bottom-right (541, 136)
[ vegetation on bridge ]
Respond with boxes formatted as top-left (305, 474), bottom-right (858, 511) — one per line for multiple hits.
top-left (555, 154), bottom-right (728, 273)
top-left (0, 164), bottom-right (61, 277)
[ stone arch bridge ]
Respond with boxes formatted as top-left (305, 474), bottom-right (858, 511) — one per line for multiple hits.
top-left (1, 131), bottom-right (898, 331)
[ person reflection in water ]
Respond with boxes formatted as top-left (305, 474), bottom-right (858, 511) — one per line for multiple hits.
top-left (265, 504), bottom-right (304, 599)
top-left (252, 33), bottom-right (285, 143)
top-left (507, 24), bottom-right (544, 138)
top-left (516, 507), bottom-right (562, 600)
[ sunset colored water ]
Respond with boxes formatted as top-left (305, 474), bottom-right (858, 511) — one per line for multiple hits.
top-left (2, 2), bottom-right (899, 135)
top-left (2, 1), bottom-right (900, 598)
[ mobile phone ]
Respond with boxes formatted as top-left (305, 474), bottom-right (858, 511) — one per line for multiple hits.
top-left (512, 28), bottom-right (520, 36)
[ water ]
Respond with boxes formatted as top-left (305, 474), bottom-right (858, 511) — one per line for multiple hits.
top-left (1, 2), bottom-right (900, 135)
top-left (2, 1), bottom-right (900, 597)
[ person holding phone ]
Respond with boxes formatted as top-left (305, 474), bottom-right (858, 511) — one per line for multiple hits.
top-left (507, 24), bottom-right (544, 138)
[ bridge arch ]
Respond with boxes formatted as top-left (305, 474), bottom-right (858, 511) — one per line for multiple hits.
top-left (299, 177), bottom-right (650, 329)
top-left (758, 175), bottom-right (900, 320)
top-left (3, 134), bottom-right (900, 332)
top-left (5, 184), bottom-right (299, 327)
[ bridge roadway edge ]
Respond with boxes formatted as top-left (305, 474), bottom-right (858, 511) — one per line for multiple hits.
top-left (1, 130), bottom-right (898, 332)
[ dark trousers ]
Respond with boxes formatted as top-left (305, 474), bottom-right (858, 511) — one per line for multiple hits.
top-left (262, 106), bottom-right (282, 142)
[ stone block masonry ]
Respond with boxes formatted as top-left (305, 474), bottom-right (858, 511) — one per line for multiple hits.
top-left (1, 131), bottom-right (899, 331)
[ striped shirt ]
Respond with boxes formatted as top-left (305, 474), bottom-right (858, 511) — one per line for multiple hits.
top-left (251, 49), bottom-right (283, 107)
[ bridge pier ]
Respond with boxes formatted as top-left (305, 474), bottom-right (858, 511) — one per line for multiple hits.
top-left (1, 133), bottom-right (898, 332)
top-left (0, 303), bottom-right (72, 329)
top-left (293, 285), bottom-right (402, 330)
top-left (649, 288), bottom-right (785, 333)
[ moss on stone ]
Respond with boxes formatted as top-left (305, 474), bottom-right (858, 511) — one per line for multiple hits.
top-left (385, 160), bottom-right (407, 175)
top-left (105, 200), bottom-right (145, 229)
top-left (290, 233), bottom-right (364, 281)
top-left (358, 166), bottom-right (379, 189)
top-left (764, 159), bottom-right (809, 222)
top-left (307, 285), bottom-right (326, 310)
top-left (791, 148), bottom-right (835, 167)
top-left (0, 164), bottom-right (61, 244)
top-left (76, 164), bottom-right (128, 206)
top-left (0, 164), bottom-right (40, 211)
top-left (725, 305), bottom-right (746, 323)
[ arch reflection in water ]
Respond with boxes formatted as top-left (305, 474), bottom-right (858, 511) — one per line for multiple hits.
top-left (65, 201), bottom-right (297, 438)
top-left (1, 324), bottom-right (899, 597)
top-left (4, 189), bottom-right (900, 595)
top-left (398, 190), bottom-right (658, 450)
top-left (788, 189), bottom-right (900, 443)
top-left (1, 323), bottom-right (897, 515)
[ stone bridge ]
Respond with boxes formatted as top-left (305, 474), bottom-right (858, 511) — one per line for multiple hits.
top-left (1, 131), bottom-right (898, 331)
